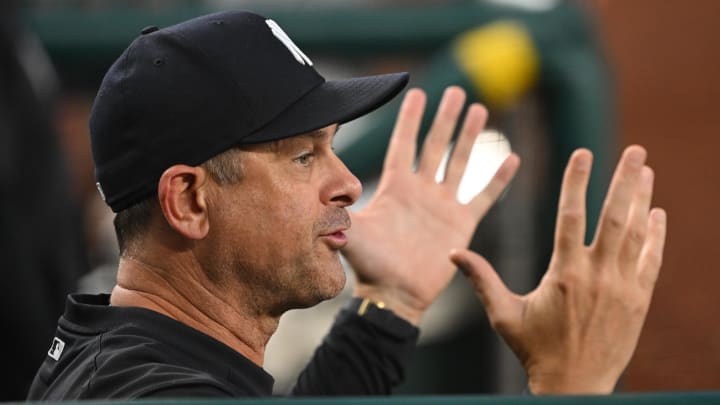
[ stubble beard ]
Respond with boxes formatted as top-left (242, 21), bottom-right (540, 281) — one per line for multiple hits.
top-left (235, 207), bottom-right (351, 316)
top-left (281, 247), bottom-right (347, 311)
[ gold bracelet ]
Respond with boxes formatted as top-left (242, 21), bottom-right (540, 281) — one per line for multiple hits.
top-left (357, 297), bottom-right (385, 316)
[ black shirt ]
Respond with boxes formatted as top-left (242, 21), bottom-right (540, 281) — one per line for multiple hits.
top-left (27, 294), bottom-right (418, 399)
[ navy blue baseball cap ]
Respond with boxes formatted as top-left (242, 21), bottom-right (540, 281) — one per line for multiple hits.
top-left (90, 10), bottom-right (408, 212)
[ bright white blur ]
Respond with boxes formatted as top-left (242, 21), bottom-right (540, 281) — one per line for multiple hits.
top-left (435, 129), bottom-right (512, 204)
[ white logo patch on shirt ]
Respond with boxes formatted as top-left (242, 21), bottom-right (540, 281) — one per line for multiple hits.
top-left (48, 337), bottom-right (65, 361)
top-left (265, 19), bottom-right (313, 66)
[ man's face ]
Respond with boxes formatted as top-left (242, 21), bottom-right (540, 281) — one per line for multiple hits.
top-left (202, 124), bottom-right (361, 314)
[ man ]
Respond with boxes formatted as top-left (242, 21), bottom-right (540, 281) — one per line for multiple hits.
top-left (28, 10), bottom-right (666, 399)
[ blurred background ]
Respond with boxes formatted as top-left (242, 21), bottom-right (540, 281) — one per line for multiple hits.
top-left (1, 0), bottom-right (718, 400)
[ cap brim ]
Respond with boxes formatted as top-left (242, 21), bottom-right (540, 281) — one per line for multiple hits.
top-left (241, 72), bottom-right (409, 143)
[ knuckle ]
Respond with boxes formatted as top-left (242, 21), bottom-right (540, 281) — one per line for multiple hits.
top-left (603, 213), bottom-right (626, 232)
top-left (556, 271), bottom-right (582, 295)
top-left (625, 226), bottom-right (647, 245)
top-left (425, 133), bottom-right (445, 147)
top-left (560, 207), bottom-right (584, 227)
top-left (555, 232), bottom-right (577, 252)
top-left (555, 233), bottom-right (574, 249)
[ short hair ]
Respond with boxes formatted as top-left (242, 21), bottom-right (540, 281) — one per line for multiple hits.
top-left (113, 147), bottom-right (244, 254)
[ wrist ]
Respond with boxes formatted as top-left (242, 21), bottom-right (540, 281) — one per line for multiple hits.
top-left (527, 369), bottom-right (617, 395)
top-left (353, 283), bottom-right (425, 326)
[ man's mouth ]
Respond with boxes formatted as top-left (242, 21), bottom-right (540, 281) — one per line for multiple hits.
top-left (316, 207), bottom-right (351, 249)
top-left (320, 229), bottom-right (348, 249)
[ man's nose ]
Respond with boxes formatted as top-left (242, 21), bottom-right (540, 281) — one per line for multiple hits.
top-left (323, 154), bottom-right (362, 207)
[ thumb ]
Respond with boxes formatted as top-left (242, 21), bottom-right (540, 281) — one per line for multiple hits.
top-left (450, 248), bottom-right (516, 323)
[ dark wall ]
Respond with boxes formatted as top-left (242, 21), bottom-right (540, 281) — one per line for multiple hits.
top-left (589, 0), bottom-right (720, 390)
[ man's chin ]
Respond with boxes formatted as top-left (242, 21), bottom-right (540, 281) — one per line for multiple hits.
top-left (314, 268), bottom-right (348, 304)
top-left (321, 271), bottom-right (347, 300)
top-left (292, 266), bottom-right (346, 310)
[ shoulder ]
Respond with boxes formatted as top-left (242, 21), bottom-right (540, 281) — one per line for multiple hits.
top-left (90, 362), bottom-right (235, 398)
top-left (70, 326), bottom-right (235, 398)
top-left (35, 296), bottom-right (267, 399)
top-left (85, 318), bottom-right (241, 397)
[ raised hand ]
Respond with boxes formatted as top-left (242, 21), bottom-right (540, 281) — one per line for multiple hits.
top-left (451, 146), bottom-right (667, 394)
top-left (343, 87), bottom-right (520, 325)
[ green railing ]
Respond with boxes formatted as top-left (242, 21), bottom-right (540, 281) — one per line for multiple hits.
top-left (16, 392), bottom-right (720, 405)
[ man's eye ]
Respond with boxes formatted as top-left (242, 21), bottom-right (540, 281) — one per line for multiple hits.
top-left (294, 153), bottom-right (314, 166)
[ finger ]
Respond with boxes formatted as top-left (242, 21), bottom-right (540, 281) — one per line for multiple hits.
top-left (450, 248), bottom-right (520, 332)
top-left (637, 208), bottom-right (667, 290)
top-left (553, 149), bottom-right (593, 257)
top-left (468, 153), bottom-right (520, 218)
top-left (383, 89), bottom-right (426, 172)
top-left (618, 166), bottom-right (654, 270)
top-left (592, 145), bottom-right (647, 260)
top-left (417, 86), bottom-right (466, 177)
top-left (444, 104), bottom-right (488, 189)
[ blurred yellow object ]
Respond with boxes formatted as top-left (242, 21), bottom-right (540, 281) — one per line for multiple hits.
top-left (453, 21), bottom-right (539, 110)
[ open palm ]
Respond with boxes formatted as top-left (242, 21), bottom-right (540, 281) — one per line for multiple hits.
top-left (343, 87), bottom-right (519, 324)
top-left (451, 146), bottom-right (666, 393)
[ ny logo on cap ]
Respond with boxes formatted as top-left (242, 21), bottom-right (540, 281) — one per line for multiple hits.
top-left (266, 19), bottom-right (313, 66)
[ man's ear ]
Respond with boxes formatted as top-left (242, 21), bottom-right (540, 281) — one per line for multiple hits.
top-left (157, 165), bottom-right (211, 240)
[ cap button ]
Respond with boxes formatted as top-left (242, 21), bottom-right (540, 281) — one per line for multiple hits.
top-left (140, 25), bottom-right (159, 35)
